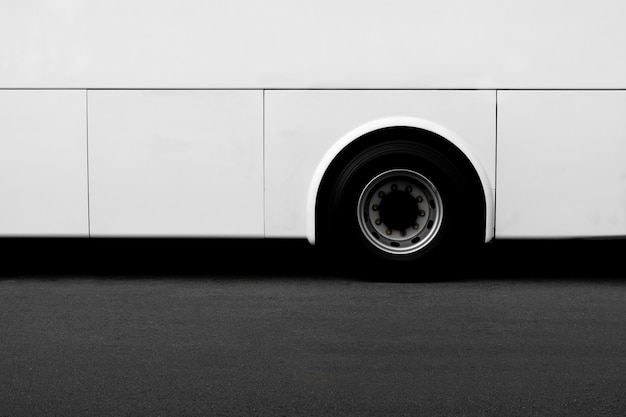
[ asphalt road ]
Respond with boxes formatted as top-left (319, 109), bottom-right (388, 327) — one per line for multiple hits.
top-left (1, 238), bottom-right (625, 416)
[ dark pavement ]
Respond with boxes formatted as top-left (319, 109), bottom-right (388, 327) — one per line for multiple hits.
top-left (1, 238), bottom-right (625, 416)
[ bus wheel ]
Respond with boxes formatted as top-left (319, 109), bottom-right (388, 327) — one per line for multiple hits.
top-left (322, 139), bottom-right (481, 265)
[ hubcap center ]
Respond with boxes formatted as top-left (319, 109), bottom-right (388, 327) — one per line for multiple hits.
top-left (378, 191), bottom-right (418, 230)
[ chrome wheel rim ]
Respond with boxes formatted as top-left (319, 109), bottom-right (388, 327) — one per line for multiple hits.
top-left (357, 169), bottom-right (443, 255)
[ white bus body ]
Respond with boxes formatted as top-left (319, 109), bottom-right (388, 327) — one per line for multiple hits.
top-left (1, 0), bottom-right (625, 262)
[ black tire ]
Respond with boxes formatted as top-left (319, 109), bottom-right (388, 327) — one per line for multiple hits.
top-left (319, 137), bottom-right (484, 268)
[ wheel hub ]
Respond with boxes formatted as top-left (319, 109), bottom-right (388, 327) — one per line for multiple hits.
top-left (379, 191), bottom-right (418, 230)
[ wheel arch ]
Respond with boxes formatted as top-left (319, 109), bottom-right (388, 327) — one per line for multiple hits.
top-left (307, 116), bottom-right (494, 246)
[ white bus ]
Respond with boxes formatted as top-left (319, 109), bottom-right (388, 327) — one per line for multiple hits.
top-left (1, 0), bottom-right (625, 264)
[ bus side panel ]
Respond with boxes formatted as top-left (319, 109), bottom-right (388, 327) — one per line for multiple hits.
top-left (0, 90), bottom-right (88, 236)
top-left (496, 91), bottom-right (626, 238)
top-left (88, 90), bottom-right (264, 237)
top-left (1, 1), bottom-right (625, 90)
top-left (264, 90), bottom-right (496, 238)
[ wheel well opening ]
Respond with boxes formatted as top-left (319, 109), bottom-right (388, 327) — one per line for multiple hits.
top-left (315, 126), bottom-right (487, 249)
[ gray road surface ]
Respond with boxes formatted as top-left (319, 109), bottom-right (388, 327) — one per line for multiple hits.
top-left (1, 239), bottom-right (625, 416)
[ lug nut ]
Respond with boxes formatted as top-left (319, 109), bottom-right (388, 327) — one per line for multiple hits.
top-left (372, 204), bottom-right (379, 211)
top-left (400, 230), bottom-right (406, 237)
top-left (375, 218), bottom-right (382, 225)
top-left (385, 229), bottom-right (392, 235)
top-left (419, 210), bottom-right (426, 217)
top-left (405, 186), bottom-right (413, 192)
top-left (416, 196), bottom-right (423, 202)
top-left (413, 223), bottom-right (420, 230)
top-left (378, 191), bottom-right (385, 198)
top-left (391, 184), bottom-right (398, 191)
